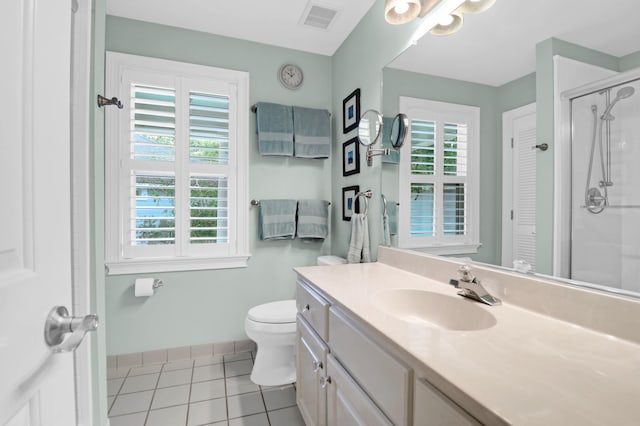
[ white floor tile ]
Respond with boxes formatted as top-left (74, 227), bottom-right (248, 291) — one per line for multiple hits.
top-left (223, 352), bottom-right (252, 363)
top-left (225, 375), bottom-right (259, 396)
top-left (267, 406), bottom-right (305, 426)
top-left (108, 411), bottom-right (147, 426)
top-left (109, 391), bottom-right (153, 416)
top-left (187, 398), bottom-right (227, 426)
top-left (228, 412), bottom-right (269, 426)
top-left (163, 358), bottom-right (195, 372)
top-left (262, 385), bottom-right (296, 411)
top-left (227, 392), bottom-right (266, 419)
top-left (224, 359), bottom-right (253, 378)
top-left (158, 369), bottom-right (193, 388)
top-left (193, 364), bottom-right (225, 382)
top-left (151, 384), bottom-right (190, 409)
top-left (107, 367), bottom-right (130, 379)
top-left (190, 379), bottom-right (226, 403)
top-left (146, 404), bottom-right (188, 426)
top-left (129, 363), bottom-right (163, 376)
top-left (194, 355), bottom-right (224, 367)
top-left (120, 373), bottom-right (159, 394)
top-left (107, 378), bottom-right (124, 396)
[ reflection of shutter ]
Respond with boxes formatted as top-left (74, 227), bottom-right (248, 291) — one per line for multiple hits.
top-left (513, 114), bottom-right (537, 270)
top-left (410, 120), bottom-right (435, 175)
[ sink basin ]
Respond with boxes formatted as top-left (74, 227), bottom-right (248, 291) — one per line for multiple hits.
top-left (371, 289), bottom-right (497, 331)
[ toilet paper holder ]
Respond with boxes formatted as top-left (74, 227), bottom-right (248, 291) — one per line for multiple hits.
top-left (152, 279), bottom-right (163, 289)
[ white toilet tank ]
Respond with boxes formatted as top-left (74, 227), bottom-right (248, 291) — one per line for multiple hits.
top-left (317, 255), bottom-right (347, 266)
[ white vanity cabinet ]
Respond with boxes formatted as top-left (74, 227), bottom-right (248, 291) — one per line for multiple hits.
top-left (296, 277), bottom-right (481, 426)
top-left (296, 314), bottom-right (328, 426)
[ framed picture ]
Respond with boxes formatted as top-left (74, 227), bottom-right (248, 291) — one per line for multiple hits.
top-left (342, 137), bottom-right (360, 176)
top-left (342, 185), bottom-right (360, 221)
top-left (342, 88), bottom-right (361, 134)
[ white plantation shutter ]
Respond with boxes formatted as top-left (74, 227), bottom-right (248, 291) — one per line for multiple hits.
top-left (399, 97), bottom-right (479, 253)
top-left (106, 53), bottom-right (249, 274)
top-left (513, 116), bottom-right (537, 270)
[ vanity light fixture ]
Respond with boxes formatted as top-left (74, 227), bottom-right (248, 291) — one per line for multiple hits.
top-left (385, 0), bottom-right (421, 24)
top-left (429, 11), bottom-right (463, 36)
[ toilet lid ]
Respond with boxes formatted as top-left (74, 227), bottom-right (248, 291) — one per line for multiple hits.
top-left (248, 300), bottom-right (297, 324)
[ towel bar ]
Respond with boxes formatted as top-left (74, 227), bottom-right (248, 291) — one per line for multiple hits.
top-left (251, 199), bottom-right (331, 206)
top-left (251, 104), bottom-right (331, 116)
top-left (354, 190), bottom-right (372, 216)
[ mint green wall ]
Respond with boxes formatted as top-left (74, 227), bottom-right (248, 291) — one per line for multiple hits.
top-left (535, 38), bottom-right (620, 274)
top-left (331, 0), bottom-right (424, 260)
top-left (104, 17), bottom-right (333, 355)
top-left (620, 50), bottom-right (640, 71)
top-left (381, 68), bottom-right (536, 264)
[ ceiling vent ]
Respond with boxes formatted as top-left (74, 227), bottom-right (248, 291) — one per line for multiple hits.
top-left (300, 2), bottom-right (339, 30)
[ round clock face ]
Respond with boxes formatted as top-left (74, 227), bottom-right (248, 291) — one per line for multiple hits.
top-left (278, 64), bottom-right (303, 90)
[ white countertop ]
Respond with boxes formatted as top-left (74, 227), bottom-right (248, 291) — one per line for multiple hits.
top-left (295, 261), bottom-right (640, 426)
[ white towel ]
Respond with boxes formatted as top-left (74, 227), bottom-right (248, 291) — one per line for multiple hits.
top-left (347, 213), bottom-right (371, 264)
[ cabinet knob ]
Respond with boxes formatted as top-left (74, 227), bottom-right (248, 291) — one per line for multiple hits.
top-left (302, 304), bottom-right (310, 313)
top-left (320, 375), bottom-right (332, 388)
top-left (312, 360), bottom-right (323, 372)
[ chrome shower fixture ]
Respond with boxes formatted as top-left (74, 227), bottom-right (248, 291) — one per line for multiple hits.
top-left (601, 86), bottom-right (635, 120)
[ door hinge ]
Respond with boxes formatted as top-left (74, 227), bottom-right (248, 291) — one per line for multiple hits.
top-left (511, 137), bottom-right (514, 148)
top-left (510, 210), bottom-right (514, 220)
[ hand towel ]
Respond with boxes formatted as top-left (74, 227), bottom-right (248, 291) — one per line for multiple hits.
top-left (382, 212), bottom-right (391, 246)
top-left (386, 200), bottom-right (398, 236)
top-left (259, 199), bottom-right (297, 240)
top-left (293, 106), bottom-right (330, 159)
top-left (297, 199), bottom-right (330, 242)
top-left (256, 102), bottom-right (294, 156)
top-left (347, 213), bottom-right (371, 263)
top-left (382, 116), bottom-right (400, 164)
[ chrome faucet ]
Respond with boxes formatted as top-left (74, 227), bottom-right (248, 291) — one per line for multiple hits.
top-left (449, 264), bottom-right (501, 306)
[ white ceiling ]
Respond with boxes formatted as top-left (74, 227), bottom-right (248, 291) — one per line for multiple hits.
top-left (106, 0), bottom-right (377, 56)
top-left (107, 0), bottom-right (640, 87)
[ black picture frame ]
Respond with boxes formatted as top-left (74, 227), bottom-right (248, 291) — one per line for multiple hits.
top-left (342, 185), bottom-right (360, 221)
top-left (342, 88), bottom-right (361, 134)
top-left (342, 137), bottom-right (360, 176)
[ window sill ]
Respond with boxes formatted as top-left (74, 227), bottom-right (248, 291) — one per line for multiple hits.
top-left (402, 243), bottom-right (481, 256)
top-left (105, 254), bottom-right (251, 275)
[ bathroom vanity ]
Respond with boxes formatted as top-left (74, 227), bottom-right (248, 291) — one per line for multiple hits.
top-left (294, 246), bottom-right (640, 425)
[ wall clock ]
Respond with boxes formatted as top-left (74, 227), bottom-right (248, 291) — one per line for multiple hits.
top-left (278, 63), bottom-right (304, 90)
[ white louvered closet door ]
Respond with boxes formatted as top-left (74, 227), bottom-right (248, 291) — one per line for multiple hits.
top-left (512, 112), bottom-right (537, 270)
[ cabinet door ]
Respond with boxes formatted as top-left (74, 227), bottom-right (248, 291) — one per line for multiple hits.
top-left (414, 379), bottom-right (481, 426)
top-left (326, 355), bottom-right (392, 426)
top-left (297, 316), bottom-right (328, 426)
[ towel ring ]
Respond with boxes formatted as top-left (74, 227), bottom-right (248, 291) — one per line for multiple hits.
top-left (355, 190), bottom-right (372, 216)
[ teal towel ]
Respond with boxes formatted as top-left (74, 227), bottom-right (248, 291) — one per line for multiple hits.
top-left (297, 200), bottom-right (329, 242)
top-left (347, 213), bottom-right (371, 264)
top-left (259, 199), bottom-right (297, 240)
top-left (257, 102), bottom-right (293, 156)
top-left (386, 200), bottom-right (398, 235)
top-left (382, 116), bottom-right (400, 164)
top-left (293, 106), bottom-right (330, 159)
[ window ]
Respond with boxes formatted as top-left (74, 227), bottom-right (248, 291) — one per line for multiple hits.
top-left (398, 97), bottom-right (480, 254)
top-left (105, 52), bottom-right (250, 274)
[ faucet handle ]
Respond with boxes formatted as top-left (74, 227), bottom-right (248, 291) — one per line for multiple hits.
top-left (458, 264), bottom-right (475, 282)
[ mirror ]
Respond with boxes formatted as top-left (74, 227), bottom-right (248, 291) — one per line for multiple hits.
top-left (377, 0), bottom-right (640, 299)
top-left (388, 113), bottom-right (408, 150)
top-left (357, 109), bottom-right (383, 147)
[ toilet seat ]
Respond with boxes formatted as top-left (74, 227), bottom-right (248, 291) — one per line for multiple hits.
top-left (247, 300), bottom-right (296, 324)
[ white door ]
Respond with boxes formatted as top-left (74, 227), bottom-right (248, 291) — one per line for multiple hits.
top-left (502, 104), bottom-right (537, 270)
top-left (0, 0), bottom-right (83, 423)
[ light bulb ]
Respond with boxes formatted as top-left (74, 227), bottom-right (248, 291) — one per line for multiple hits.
top-left (438, 14), bottom-right (454, 26)
top-left (394, 1), bottom-right (410, 14)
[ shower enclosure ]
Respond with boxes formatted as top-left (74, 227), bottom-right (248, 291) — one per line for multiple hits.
top-left (569, 77), bottom-right (640, 292)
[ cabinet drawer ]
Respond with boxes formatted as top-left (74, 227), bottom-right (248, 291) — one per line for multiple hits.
top-left (329, 307), bottom-right (410, 426)
top-left (414, 378), bottom-right (481, 426)
top-left (297, 316), bottom-right (328, 426)
top-left (297, 280), bottom-right (329, 340)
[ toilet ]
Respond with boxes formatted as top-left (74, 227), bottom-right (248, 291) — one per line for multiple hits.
top-left (245, 255), bottom-right (346, 386)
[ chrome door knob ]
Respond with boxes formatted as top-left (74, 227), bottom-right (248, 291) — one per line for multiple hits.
top-left (44, 306), bottom-right (98, 353)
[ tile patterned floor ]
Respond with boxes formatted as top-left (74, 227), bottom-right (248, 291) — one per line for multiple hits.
top-left (107, 351), bottom-right (305, 426)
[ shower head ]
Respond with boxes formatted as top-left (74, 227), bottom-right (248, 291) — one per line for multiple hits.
top-left (602, 86), bottom-right (635, 120)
